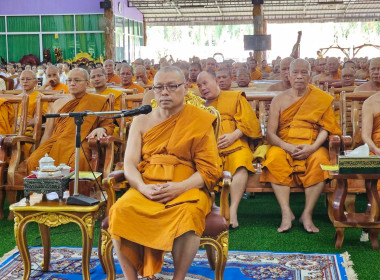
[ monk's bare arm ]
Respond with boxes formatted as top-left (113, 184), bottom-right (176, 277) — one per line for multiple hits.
top-left (217, 128), bottom-right (243, 149)
top-left (266, 96), bottom-right (298, 155)
top-left (362, 98), bottom-right (380, 155)
top-left (123, 116), bottom-right (146, 190)
top-left (292, 129), bottom-right (328, 160)
top-left (39, 98), bottom-right (67, 145)
top-left (142, 89), bottom-right (154, 106)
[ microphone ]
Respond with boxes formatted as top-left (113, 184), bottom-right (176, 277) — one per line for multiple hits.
top-left (113, 105), bottom-right (152, 119)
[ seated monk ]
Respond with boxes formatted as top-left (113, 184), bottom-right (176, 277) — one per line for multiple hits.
top-left (120, 65), bottom-right (144, 93)
top-left (205, 57), bottom-right (217, 74)
top-left (267, 62), bottom-right (281, 80)
top-left (108, 66), bottom-right (221, 279)
top-left (267, 57), bottom-right (294, 91)
top-left (188, 62), bottom-right (202, 88)
top-left (27, 68), bottom-right (114, 174)
top-left (260, 59), bottom-right (272, 79)
top-left (134, 65), bottom-right (153, 86)
top-left (19, 70), bottom-right (47, 128)
top-left (319, 57), bottom-right (341, 82)
top-left (90, 68), bottom-right (123, 110)
top-left (0, 98), bottom-right (15, 134)
top-left (354, 57), bottom-right (380, 92)
top-left (247, 57), bottom-right (262, 80)
top-left (216, 67), bottom-right (232, 91)
top-left (355, 58), bottom-right (370, 80)
top-left (236, 68), bottom-right (252, 88)
top-left (39, 66), bottom-right (69, 93)
top-left (197, 71), bottom-right (262, 229)
top-left (311, 58), bottom-right (327, 84)
top-left (143, 58), bottom-right (156, 80)
top-left (231, 62), bottom-right (246, 81)
top-left (260, 59), bottom-right (341, 233)
top-left (104, 59), bottom-right (121, 85)
top-left (362, 91), bottom-right (380, 156)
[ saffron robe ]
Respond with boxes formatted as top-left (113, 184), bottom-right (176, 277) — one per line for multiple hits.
top-left (108, 104), bottom-right (221, 277)
top-left (97, 87), bottom-right (123, 111)
top-left (209, 91), bottom-right (262, 175)
top-left (250, 68), bottom-right (263, 80)
top-left (122, 83), bottom-right (145, 94)
top-left (0, 98), bottom-right (15, 134)
top-left (107, 74), bottom-right (121, 85)
top-left (261, 85), bottom-right (342, 187)
top-left (52, 83), bottom-right (69, 93)
top-left (27, 93), bottom-right (114, 173)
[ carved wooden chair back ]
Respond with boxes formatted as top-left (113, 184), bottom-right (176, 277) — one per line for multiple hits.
top-left (340, 91), bottom-right (377, 150)
top-left (246, 93), bottom-right (276, 138)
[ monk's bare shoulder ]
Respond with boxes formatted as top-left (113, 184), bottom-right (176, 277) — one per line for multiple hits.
top-left (51, 95), bottom-right (72, 113)
top-left (363, 92), bottom-right (380, 111)
top-left (266, 82), bottom-right (282, 91)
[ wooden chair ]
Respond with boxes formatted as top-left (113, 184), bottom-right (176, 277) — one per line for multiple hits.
top-left (0, 76), bottom-right (14, 90)
top-left (337, 91), bottom-right (379, 207)
top-left (0, 94), bottom-right (29, 219)
top-left (99, 101), bottom-right (231, 280)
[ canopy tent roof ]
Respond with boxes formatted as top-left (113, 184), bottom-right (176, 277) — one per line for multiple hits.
top-left (127, 0), bottom-right (380, 26)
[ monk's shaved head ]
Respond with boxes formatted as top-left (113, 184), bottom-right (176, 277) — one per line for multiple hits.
top-left (290, 58), bottom-right (311, 74)
top-left (155, 66), bottom-right (186, 84)
top-left (280, 57), bottom-right (294, 69)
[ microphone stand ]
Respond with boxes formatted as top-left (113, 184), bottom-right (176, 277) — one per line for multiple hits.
top-left (46, 109), bottom-right (141, 206)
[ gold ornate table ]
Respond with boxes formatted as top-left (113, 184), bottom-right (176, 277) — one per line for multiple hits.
top-left (329, 172), bottom-right (380, 250)
top-left (9, 192), bottom-right (106, 280)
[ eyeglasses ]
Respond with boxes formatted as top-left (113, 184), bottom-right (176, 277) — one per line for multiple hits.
top-left (66, 79), bottom-right (87, 84)
top-left (153, 83), bottom-right (184, 93)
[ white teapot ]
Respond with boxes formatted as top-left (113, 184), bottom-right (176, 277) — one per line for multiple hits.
top-left (39, 153), bottom-right (56, 171)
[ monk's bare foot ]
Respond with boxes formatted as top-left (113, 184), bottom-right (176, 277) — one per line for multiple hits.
top-left (278, 210), bottom-right (293, 233)
top-left (299, 214), bottom-right (319, 233)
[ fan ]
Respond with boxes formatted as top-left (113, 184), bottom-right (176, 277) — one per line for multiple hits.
top-left (98, 17), bottom-right (112, 34)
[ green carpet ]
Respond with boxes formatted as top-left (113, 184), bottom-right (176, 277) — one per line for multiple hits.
top-left (1, 193), bottom-right (379, 279)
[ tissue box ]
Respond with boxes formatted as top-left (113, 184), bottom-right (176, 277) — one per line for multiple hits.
top-left (338, 156), bottom-right (380, 174)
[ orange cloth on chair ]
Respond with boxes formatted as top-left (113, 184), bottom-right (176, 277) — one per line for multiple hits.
top-left (209, 91), bottom-right (262, 175)
top-left (108, 104), bottom-right (221, 277)
top-left (27, 93), bottom-right (114, 173)
top-left (250, 68), bottom-right (262, 80)
top-left (52, 83), bottom-right (69, 93)
top-left (260, 84), bottom-right (342, 187)
top-left (0, 98), bottom-right (15, 134)
top-left (107, 74), bottom-right (121, 85)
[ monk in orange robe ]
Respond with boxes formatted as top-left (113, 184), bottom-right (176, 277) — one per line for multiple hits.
top-left (108, 66), bottom-right (221, 279)
top-left (319, 57), bottom-right (341, 82)
top-left (188, 62), bottom-right (202, 88)
top-left (247, 57), bottom-right (262, 80)
top-left (120, 65), bottom-right (145, 93)
top-left (134, 65), bottom-right (153, 86)
top-left (261, 59), bottom-right (341, 233)
top-left (0, 98), bottom-right (15, 134)
top-left (19, 70), bottom-right (47, 125)
top-left (39, 66), bottom-right (69, 93)
top-left (90, 68), bottom-right (123, 111)
top-left (197, 71), bottom-right (262, 229)
top-left (104, 59), bottom-right (121, 85)
top-left (18, 70), bottom-right (48, 157)
top-left (27, 69), bottom-right (114, 174)
top-left (267, 57), bottom-right (294, 91)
